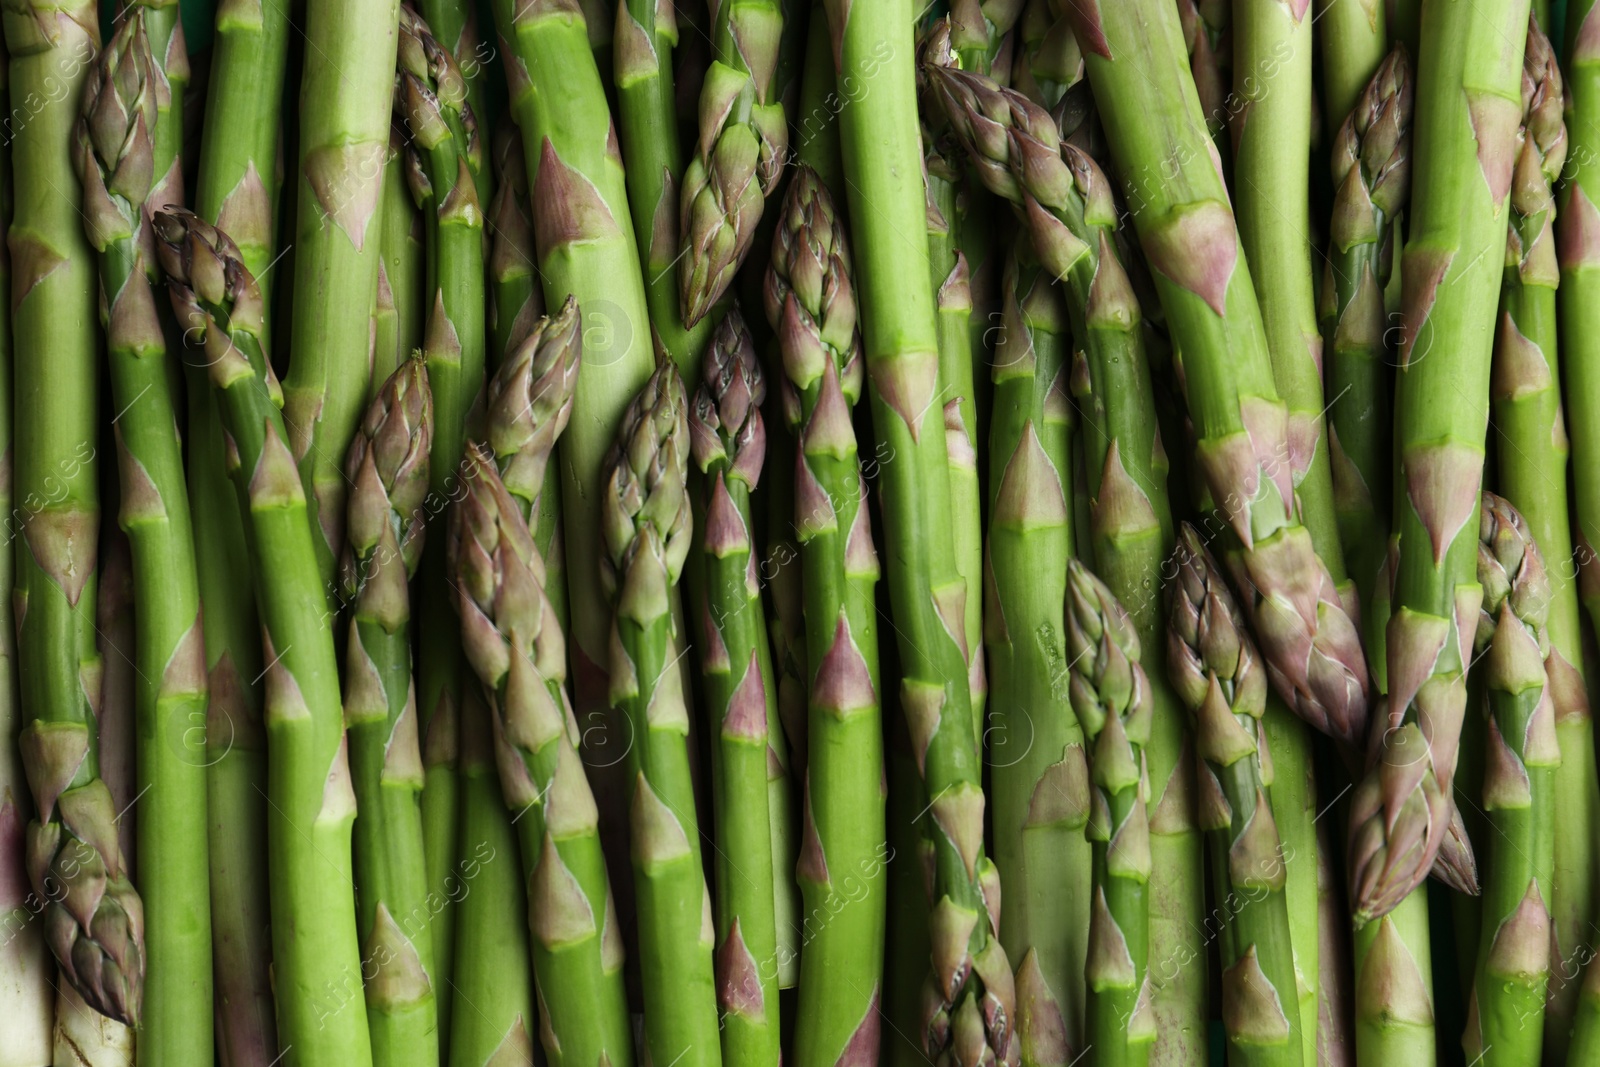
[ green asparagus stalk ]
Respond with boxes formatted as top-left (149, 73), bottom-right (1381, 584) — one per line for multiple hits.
top-left (765, 166), bottom-right (887, 1067)
top-left (374, 128), bottom-right (425, 396)
top-left (0, 36), bottom-right (50, 1057)
top-left (614, 0), bottom-right (712, 372)
top-left (601, 362), bottom-right (721, 1067)
top-left (754, 357), bottom-right (805, 997)
top-left (1462, 493), bottom-right (1560, 1066)
top-left (1315, 822), bottom-right (1356, 1067)
top-left (1316, 0), bottom-right (1387, 138)
top-left (1553, 0), bottom-right (1600, 1045)
top-left (443, 157), bottom-right (546, 1067)
top-left (455, 439), bottom-right (635, 1067)
top-left (395, 10), bottom-right (489, 1033)
top-left (1231, 4), bottom-right (1337, 1053)
top-left (340, 359), bottom-right (438, 1065)
top-left (396, 2), bottom-right (485, 497)
top-left (487, 125), bottom-right (542, 368)
top-left (95, 530), bottom-right (136, 886)
top-left (1168, 528), bottom-right (1304, 1067)
top-left (6, 0), bottom-right (140, 1028)
top-left (918, 36), bottom-right (985, 752)
top-left (0, 221), bottom-right (49, 1067)
top-left (791, 3), bottom-right (844, 202)
top-left (1496, 21), bottom-right (1600, 1057)
top-left (1322, 45), bottom-right (1413, 639)
top-left (491, 0), bottom-right (657, 800)
top-left (76, 12), bottom-right (212, 1054)
top-left (987, 239), bottom-right (1090, 1061)
top-left (679, 0), bottom-right (787, 328)
top-left (193, 0), bottom-right (289, 287)
top-left (1345, 0), bottom-right (1530, 924)
top-left (684, 309), bottom-right (784, 1067)
top-left (1062, 0), bottom-right (1372, 751)
top-left (1174, 0), bottom-right (1230, 147)
top-left (191, 0), bottom-right (293, 1059)
top-left (156, 209), bottom-right (375, 1067)
top-left (820, 4), bottom-right (1012, 1063)
top-left (445, 682), bottom-right (538, 1067)
top-left (1570, 962), bottom-right (1600, 1063)
top-left (280, 0), bottom-right (401, 591)
top-left (1064, 561), bottom-right (1154, 1067)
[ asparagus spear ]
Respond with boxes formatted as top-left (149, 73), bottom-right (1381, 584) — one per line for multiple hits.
top-left (917, 33), bottom-right (985, 754)
top-left (491, 0), bottom-right (656, 816)
top-left (1571, 963), bottom-right (1600, 1064)
top-left (483, 294), bottom-right (578, 643)
top-left (989, 239), bottom-right (1090, 1060)
top-left (1061, 0), bottom-right (1372, 751)
top-left (280, 0), bottom-right (401, 590)
top-left (684, 309), bottom-right (784, 1067)
top-left (601, 362), bottom-right (721, 1067)
top-left (1496, 21), bottom-right (1600, 1057)
top-left (445, 681), bottom-right (538, 1067)
top-left (765, 166), bottom-right (887, 1067)
top-left (394, 10), bottom-right (490, 1030)
top-left (340, 359), bottom-right (438, 1065)
top-left (1232, 4), bottom-right (1339, 1052)
top-left (925, 58), bottom-right (1092, 1050)
top-left (791, 3), bottom-right (844, 204)
top-left (156, 210), bottom-right (376, 1067)
top-left (0, 37), bottom-right (50, 1059)
top-left (6, 0), bottom-right (141, 1028)
top-left (1316, 0), bottom-right (1388, 139)
top-left (1168, 528), bottom-right (1304, 1067)
top-left (1462, 493), bottom-right (1559, 1066)
top-left (1174, 0), bottom-right (1230, 151)
top-left (679, 0), bottom-right (787, 328)
top-left (820, 3), bottom-right (1012, 1062)
top-left (190, 2), bottom-right (292, 1060)
top-left (615, 0), bottom-right (712, 372)
top-left (1064, 561), bottom-right (1154, 1067)
top-left (373, 128), bottom-right (425, 396)
top-left (1322, 45), bottom-right (1413, 643)
top-left (453, 437), bottom-right (636, 1067)
top-left (1345, 0), bottom-right (1530, 924)
top-left (76, 13), bottom-right (212, 1054)
top-left (487, 125), bottom-right (542, 368)
top-left (95, 532), bottom-right (137, 897)
top-left (1553, 0), bottom-right (1600, 1043)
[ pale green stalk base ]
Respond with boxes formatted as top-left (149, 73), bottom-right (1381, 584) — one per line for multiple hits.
top-left (53, 985), bottom-right (134, 1067)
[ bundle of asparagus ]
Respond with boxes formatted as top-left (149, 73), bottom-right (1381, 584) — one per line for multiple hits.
top-left (8, 2), bottom-right (1600, 1067)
